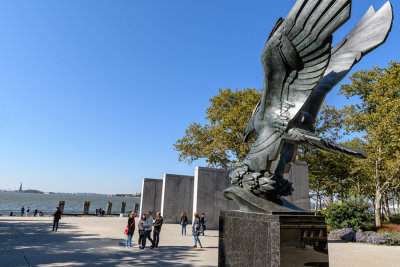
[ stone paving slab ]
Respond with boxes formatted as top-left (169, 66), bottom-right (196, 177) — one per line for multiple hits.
top-left (329, 240), bottom-right (400, 267)
top-left (0, 217), bottom-right (217, 267)
top-left (1, 217), bottom-right (400, 266)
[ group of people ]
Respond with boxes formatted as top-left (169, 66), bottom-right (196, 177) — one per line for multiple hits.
top-left (124, 211), bottom-right (207, 249)
top-left (33, 209), bottom-right (43, 217)
top-left (20, 206), bottom-right (29, 216)
top-left (95, 208), bottom-right (106, 216)
top-left (18, 206), bottom-right (43, 217)
top-left (180, 212), bottom-right (206, 237)
top-left (125, 211), bottom-right (163, 249)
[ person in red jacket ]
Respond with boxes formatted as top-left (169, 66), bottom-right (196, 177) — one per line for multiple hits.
top-left (125, 212), bottom-right (135, 247)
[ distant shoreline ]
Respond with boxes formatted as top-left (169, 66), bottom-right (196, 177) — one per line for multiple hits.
top-left (0, 192), bottom-right (140, 216)
top-left (0, 214), bottom-right (129, 217)
top-left (0, 191), bottom-right (141, 198)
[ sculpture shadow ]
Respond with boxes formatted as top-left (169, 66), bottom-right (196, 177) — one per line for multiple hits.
top-left (0, 219), bottom-right (206, 266)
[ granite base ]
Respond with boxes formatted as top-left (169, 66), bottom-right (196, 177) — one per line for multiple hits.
top-left (218, 210), bottom-right (329, 267)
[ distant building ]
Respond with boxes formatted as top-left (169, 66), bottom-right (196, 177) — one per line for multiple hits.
top-left (18, 182), bottom-right (23, 192)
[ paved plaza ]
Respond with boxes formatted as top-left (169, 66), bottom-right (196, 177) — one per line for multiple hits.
top-left (1, 217), bottom-right (399, 266)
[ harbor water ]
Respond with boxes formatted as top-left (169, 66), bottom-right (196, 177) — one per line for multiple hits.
top-left (0, 192), bottom-right (140, 216)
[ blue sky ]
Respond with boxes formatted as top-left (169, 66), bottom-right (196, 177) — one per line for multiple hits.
top-left (0, 0), bottom-right (398, 194)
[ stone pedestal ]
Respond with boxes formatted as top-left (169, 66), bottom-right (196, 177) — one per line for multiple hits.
top-left (120, 202), bottom-right (126, 214)
top-left (58, 201), bottom-right (65, 213)
top-left (193, 167), bottom-right (238, 229)
top-left (82, 201), bottom-right (90, 215)
top-left (161, 174), bottom-right (194, 223)
top-left (106, 202), bottom-right (112, 215)
top-left (218, 210), bottom-right (328, 267)
top-left (134, 203), bottom-right (140, 215)
top-left (140, 178), bottom-right (163, 216)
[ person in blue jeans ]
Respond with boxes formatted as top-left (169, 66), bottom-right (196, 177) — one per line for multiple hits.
top-left (180, 212), bottom-right (188, 235)
top-left (142, 211), bottom-right (155, 249)
top-left (52, 207), bottom-right (62, 231)
top-left (125, 212), bottom-right (135, 247)
top-left (153, 212), bottom-right (163, 248)
top-left (138, 214), bottom-right (146, 248)
top-left (192, 212), bottom-right (202, 248)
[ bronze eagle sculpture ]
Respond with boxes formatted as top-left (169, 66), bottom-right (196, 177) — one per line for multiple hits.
top-left (225, 0), bottom-right (393, 212)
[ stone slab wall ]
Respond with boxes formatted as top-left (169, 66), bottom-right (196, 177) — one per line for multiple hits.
top-left (283, 161), bottom-right (311, 211)
top-left (139, 178), bottom-right (163, 217)
top-left (161, 174), bottom-right (194, 224)
top-left (193, 167), bottom-right (238, 230)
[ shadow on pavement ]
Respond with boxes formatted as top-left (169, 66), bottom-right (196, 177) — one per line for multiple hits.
top-left (0, 219), bottom-right (202, 266)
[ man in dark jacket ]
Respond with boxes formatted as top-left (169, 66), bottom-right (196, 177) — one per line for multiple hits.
top-left (200, 213), bottom-right (206, 236)
top-left (153, 212), bottom-right (163, 248)
top-left (52, 207), bottom-right (62, 231)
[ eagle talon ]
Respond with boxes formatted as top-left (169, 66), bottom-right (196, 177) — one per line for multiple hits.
top-left (230, 167), bottom-right (293, 200)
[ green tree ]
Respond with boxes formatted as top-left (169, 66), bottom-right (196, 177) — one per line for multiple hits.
top-left (340, 61), bottom-right (400, 227)
top-left (174, 88), bottom-right (261, 169)
top-left (325, 198), bottom-right (374, 231)
top-left (298, 105), bottom-right (358, 208)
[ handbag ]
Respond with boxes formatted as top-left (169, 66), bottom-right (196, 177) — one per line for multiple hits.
top-left (124, 220), bottom-right (135, 235)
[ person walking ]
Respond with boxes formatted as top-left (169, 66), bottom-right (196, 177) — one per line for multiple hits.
top-left (143, 211), bottom-right (155, 249)
top-left (192, 212), bottom-right (202, 248)
top-left (180, 212), bottom-right (188, 235)
top-left (26, 207), bottom-right (30, 216)
top-left (20, 206), bottom-right (24, 217)
top-left (200, 213), bottom-right (206, 236)
top-left (52, 207), bottom-right (62, 231)
top-left (138, 213), bottom-right (146, 249)
top-left (153, 212), bottom-right (163, 248)
top-left (125, 213), bottom-right (135, 247)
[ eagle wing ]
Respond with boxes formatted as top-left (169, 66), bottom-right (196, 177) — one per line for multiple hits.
top-left (298, 1), bottom-right (394, 127)
top-left (276, 2), bottom-right (393, 162)
top-left (250, 0), bottom-right (351, 150)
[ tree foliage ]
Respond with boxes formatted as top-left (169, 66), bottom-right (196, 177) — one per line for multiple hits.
top-left (301, 62), bottom-right (400, 226)
top-left (174, 88), bottom-right (261, 168)
top-left (298, 105), bottom-right (357, 208)
top-left (339, 61), bottom-right (400, 227)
